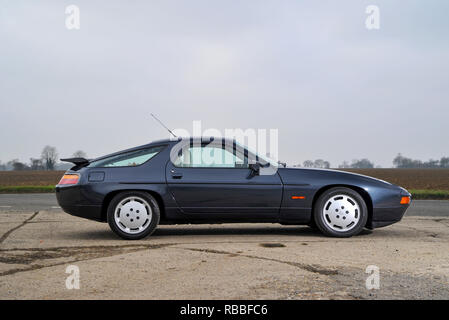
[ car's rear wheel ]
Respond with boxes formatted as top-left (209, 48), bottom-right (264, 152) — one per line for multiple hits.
top-left (313, 187), bottom-right (367, 237)
top-left (107, 191), bottom-right (160, 240)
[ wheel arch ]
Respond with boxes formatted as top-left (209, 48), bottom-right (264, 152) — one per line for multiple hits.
top-left (310, 184), bottom-right (373, 228)
top-left (101, 189), bottom-right (165, 222)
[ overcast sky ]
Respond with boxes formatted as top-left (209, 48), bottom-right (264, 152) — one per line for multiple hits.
top-left (1, 0), bottom-right (448, 167)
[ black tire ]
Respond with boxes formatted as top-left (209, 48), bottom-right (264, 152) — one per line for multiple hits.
top-left (107, 191), bottom-right (160, 240)
top-left (313, 187), bottom-right (368, 237)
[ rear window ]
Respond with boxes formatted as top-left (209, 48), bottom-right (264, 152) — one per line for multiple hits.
top-left (87, 146), bottom-right (165, 168)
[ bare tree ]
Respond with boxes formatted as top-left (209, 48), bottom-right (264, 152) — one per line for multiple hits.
top-left (304, 159), bottom-right (331, 168)
top-left (338, 161), bottom-right (350, 168)
top-left (12, 160), bottom-right (29, 171)
top-left (313, 159), bottom-right (324, 168)
top-left (6, 159), bottom-right (18, 171)
top-left (393, 153), bottom-right (413, 168)
top-left (350, 158), bottom-right (375, 168)
top-left (313, 159), bottom-right (330, 169)
top-left (72, 150), bottom-right (87, 158)
top-left (440, 157), bottom-right (449, 168)
top-left (41, 146), bottom-right (58, 170)
top-left (339, 159), bottom-right (375, 168)
top-left (30, 158), bottom-right (44, 170)
top-left (303, 160), bottom-right (314, 167)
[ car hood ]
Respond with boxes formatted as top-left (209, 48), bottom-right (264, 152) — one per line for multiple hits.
top-left (278, 167), bottom-right (393, 186)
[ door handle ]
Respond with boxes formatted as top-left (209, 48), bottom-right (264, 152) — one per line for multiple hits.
top-left (171, 170), bottom-right (183, 179)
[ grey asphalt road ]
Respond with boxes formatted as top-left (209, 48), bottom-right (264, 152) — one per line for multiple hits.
top-left (0, 193), bottom-right (61, 211)
top-left (0, 193), bottom-right (448, 216)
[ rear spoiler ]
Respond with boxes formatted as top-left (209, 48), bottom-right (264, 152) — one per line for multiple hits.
top-left (60, 157), bottom-right (90, 166)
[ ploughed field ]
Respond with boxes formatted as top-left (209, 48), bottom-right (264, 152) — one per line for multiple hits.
top-left (0, 169), bottom-right (448, 198)
top-left (0, 171), bottom-right (65, 193)
top-left (340, 168), bottom-right (449, 191)
top-left (0, 171), bottom-right (65, 186)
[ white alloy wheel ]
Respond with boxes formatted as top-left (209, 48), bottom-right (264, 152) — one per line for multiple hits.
top-left (114, 196), bottom-right (152, 234)
top-left (322, 194), bottom-right (361, 232)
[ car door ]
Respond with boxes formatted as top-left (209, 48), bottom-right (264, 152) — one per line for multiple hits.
top-left (165, 141), bottom-right (283, 218)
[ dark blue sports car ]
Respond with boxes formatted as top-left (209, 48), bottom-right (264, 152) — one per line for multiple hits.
top-left (56, 137), bottom-right (411, 239)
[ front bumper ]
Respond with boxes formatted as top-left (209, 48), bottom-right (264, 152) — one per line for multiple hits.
top-left (368, 187), bottom-right (411, 229)
top-left (368, 204), bottom-right (410, 228)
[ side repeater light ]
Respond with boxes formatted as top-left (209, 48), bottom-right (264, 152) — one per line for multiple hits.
top-left (291, 196), bottom-right (305, 200)
top-left (58, 174), bottom-right (80, 186)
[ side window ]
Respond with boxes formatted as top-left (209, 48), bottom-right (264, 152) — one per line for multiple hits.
top-left (88, 146), bottom-right (165, 168)
top-left (175, 144), bottom-right (248, 168)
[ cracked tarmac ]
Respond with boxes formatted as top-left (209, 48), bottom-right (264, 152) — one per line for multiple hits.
top-left (0, 209), bottom-right (448, 299)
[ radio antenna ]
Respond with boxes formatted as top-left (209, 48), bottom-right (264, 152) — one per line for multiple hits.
top-left (150, 113), bottom-right (177, 138)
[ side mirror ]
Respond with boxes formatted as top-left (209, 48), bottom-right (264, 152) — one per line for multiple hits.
top-left (248, 163), bottom-right (261, 177)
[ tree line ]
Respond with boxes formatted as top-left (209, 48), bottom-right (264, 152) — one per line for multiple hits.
top-left (0, 146), bottom-right (87, 171)
top-left (392, 154), bottom-right (449, 168)
top-left (293, 153), bottom-right (449, 169)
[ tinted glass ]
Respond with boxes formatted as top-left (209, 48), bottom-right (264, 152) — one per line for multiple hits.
top-left (175, 144), bottom-right (247, 168)
top-left (88, 146), bottom-right (164, 168)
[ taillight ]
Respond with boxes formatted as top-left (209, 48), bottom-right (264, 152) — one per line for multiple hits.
top-left (400, 196), bottom-right (411, 204)
top-left (58, 174), bottom-right (80, 185)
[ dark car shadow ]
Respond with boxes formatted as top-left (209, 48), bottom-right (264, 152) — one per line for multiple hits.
top-left (154, 225), bottom-right (315, 237)
top-left (61, 225), bottom-right (373, 240)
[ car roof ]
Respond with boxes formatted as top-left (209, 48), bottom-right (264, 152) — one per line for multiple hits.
top-left (147, 136), bottom-right (237, 146)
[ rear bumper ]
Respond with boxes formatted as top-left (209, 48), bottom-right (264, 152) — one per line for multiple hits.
top-left (59, 204), bottom-right (103, 221)
top-left (55, 185), bottom-right (103, 221)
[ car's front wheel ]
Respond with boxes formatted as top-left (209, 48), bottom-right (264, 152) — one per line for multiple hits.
top-left (313, 187), bottom-right (368, 237)
top-left (107, 191), bottom-right (160, 240)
